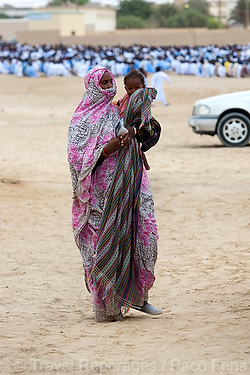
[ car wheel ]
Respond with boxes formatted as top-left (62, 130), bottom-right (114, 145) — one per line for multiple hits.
top-left (217, 112), bottom-right (250, 147)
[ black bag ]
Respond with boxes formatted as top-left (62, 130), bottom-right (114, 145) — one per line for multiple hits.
top-left (137, 117), bottom-right (161, 152)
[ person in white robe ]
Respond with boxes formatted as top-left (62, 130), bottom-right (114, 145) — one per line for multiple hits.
top-left (14, 60), bottom-right (24, 77)
top-left (151, 67), bottom-right (171, 106)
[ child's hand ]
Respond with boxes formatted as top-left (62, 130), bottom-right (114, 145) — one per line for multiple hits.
top-left (119, 134), bottom-right (130, 149)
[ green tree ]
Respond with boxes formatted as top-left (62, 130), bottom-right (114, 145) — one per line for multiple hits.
top-left (185, 0), bottom-right (209, 16)
top-left (117, 0), bottom-right (153, 20)
top-left (117, 15), bottom-right (146, 28)
top-left (48, 0), bottom-right (88, 6)
top-left (230, 0), bottom-right (248, 27)
top-left (207, 17), bottom-right (225, 28)
top-left (0, 13), bottom-right (10, 18)
top-left (165, 12), bottom-right (189, 28)
top-left (149, 3), bottom-right (178, 27)
top-left (166, 8), bottom-right (209, 27)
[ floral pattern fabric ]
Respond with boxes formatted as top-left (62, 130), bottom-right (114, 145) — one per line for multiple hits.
top-left (67, 67), bottom-right (158, 320)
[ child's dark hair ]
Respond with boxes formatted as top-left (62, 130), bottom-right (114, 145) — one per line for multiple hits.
top-left (124, 69), bottom-right (145, 87)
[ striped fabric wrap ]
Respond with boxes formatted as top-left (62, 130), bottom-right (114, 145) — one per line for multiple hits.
top-left (88, 88), bottom-right (156, 311)
top-left (124, 87), bottom-right (157, 132)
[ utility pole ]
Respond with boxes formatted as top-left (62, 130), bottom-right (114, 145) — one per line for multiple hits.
top-left (246, 0), bottom-right (249, 28)
top-left (218, 0), bottom-right (221, 26)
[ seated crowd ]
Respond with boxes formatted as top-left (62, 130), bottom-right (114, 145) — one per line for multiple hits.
top-left (0, 42), bottom-right (250, 78)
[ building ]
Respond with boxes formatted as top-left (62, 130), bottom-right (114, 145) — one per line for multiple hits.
top-left (0, 4), bottom-right (30, 18)
top-left (0, 3), bottom-right (117, 44)
top-left (80, 3), bottom-right (117, 33)
top-left (208, 0), bottom-right (238, 24)
top-left (28, 10), bottom-right (86, 37)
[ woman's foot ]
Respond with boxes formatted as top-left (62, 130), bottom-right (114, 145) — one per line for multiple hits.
top-left (131, 303), bottom-right (162, 315)
top-left (141, 303), bottom-right (162, 315)
top-left (106, 312), bottom-right (124, 322)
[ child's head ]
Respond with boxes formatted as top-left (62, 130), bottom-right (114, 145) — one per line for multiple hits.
top-left (124, 69), bottom-right (145, 97)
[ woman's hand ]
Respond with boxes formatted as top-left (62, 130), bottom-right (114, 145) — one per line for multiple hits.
top-left (104, 134), bottom-right (130, 155)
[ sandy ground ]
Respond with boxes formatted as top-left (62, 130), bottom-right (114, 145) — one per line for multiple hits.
top-left (1, 72), bottom-right (250, 375)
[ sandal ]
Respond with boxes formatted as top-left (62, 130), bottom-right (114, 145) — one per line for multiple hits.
top-left (131, 303), bottom-right (163, 315)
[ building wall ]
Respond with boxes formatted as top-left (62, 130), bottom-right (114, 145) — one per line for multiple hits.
top-left (96, 9), bottom-right (116, 32)
top-left (28, 13), bottom-right (60, 32)
top-left (28, 12), bottom-right (85, 37)
top-left (82, 8), bottom-right (97, 33)
top-left (4, 25), bottom-right (250, 47)
top-left (59, 13), bottom-right (85, 36)
top-left (64, 28), bottom-right (250, 47)
top-left (0, 5), bottom-right (116, 42)
top-left (44, 5), bottom-right (117, 33)
top-left (192, 28), bottom-right (248, 45)
top-left (77, 7), bottom-right (116, 33)
top-left (17, 29), bottom-right (60, 45)
top-left (0, 19), bottom-right (28, 41)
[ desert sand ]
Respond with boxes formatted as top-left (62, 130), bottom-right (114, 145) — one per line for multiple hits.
top-left (1, 73), bottom-right (250, 375)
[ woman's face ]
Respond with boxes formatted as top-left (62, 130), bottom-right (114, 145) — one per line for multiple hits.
top-left (125, 77), bottom-right (144, 97)
top-left (99, 71), bottom-right (113, 89)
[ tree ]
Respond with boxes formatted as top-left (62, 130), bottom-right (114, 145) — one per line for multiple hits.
top-left (117, 0), bottom-right (153, 20)
top-left (116, 0), bottom-right (223, 29)
top-left (149, 3), bottom-right (178, 27)
top-left (207, 17), bottom-right (225, 28)
top-left (230, 0), bottom-right (249, 27)
top-left (117, 14), bottom-right (146, 28)
top-left (0, 13), bottom-right (10, 18)
top-left (166, 8), bottom-right (209, 28)
top-left (185, 0), bottom-right (210, 16)
top-left (48, 0), bottom-right (88, 6)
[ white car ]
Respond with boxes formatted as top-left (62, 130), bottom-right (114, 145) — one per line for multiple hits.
top-left (188, 90), bottom-right (250, 147)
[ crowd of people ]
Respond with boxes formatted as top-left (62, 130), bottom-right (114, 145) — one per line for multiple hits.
top-left (1, 41), bottom-right (250, 78)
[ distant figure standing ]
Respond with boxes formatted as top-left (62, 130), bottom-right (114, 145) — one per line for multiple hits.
top-left (151, 67), bottom-right (171, 106)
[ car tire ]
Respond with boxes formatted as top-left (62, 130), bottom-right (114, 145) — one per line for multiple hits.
top-left (217, 112), bottom-right (250, 147)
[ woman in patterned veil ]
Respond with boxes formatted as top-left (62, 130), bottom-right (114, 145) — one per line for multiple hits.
top-left (68, 67), bottom-right (162, 322)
